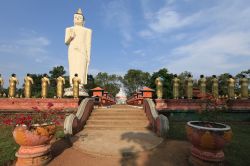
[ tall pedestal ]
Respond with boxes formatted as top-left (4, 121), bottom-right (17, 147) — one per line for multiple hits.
top-left (64, 85), bottom-right (89, 97)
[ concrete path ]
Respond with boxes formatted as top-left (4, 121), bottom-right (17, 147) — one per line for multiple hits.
top-left (70, 105), bottom-right (163, 156)
top-left (49, 105), bottom-right (190, 166)
top-left (49, 139), bottom-right (190, 166)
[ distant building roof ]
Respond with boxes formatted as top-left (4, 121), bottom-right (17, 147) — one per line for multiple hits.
top-left (140, 87), bottom-right (154, 92)
top-left (91, 87), bottom-right (104, 91)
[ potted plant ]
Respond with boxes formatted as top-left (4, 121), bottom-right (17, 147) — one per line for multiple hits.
top-left (0, 102), bottom-right (63, 166)
top-left (186, 97), bottom-right (233, 165)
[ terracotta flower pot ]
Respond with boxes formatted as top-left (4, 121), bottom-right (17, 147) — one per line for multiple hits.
top-left (13, 123), bottom-right (56, 166)
top-left (186, 121), bottom-right (232, 165)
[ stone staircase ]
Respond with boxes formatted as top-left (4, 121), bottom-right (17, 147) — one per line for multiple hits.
top-left (71, 104), bottom-right (163, 156)
top-left (84, 105), bottom-right (150, 131)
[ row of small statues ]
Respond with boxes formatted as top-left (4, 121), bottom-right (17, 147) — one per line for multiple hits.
top-left (155, 74), bottom-right (249, 99)
top-left (0, 73), bottom-right (82, 98)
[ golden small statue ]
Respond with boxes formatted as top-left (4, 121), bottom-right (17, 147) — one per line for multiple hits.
top-left (41, 74), bottom-right (50, 98)
top-left (8, 73), bottom-right (19, 98)
top-left (198, 75), bottom-right (206, 97)
top-left (72, 73), bottom-right (81, 98)
top-left (186, 74), bottom-right (193, 99)
top-left (155, 77), bottom-right (163, 99)
top-left (212, 75), bottom-right (219, 98)
top-left (56, 76), bottom-right (66, 98)
top-left (172, 74), bottom-right (180, 99)
top-left (227, 75), bottom-right (235, 99)
top-left (24, 73), bottom-right (34, 98)
top-left (0, 74), bottom-right (4, 95)
top-left (240, 75), bottom-right (249, 99)
top-left (0, 74), bottom-right (4, 88)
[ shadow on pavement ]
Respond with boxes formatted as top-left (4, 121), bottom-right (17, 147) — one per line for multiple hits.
top-left (50, 138), bottom-right (72, 159)
top-left (119, 131), bottom-right (190, 166)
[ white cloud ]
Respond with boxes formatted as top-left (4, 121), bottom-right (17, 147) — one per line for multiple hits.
top-left (0, 30), bottom-right (68, 88)
top-left (17, 37), bottom-right (50, 46)
top-left (166, 32), bottom-right (250, 76)
top-left (139, 30), bottom-right (153, 38)
top-left (0, 36), bottom-right (50, 59)
top-left (133, 49), bottom-right (146, 57)
top-left (139, 2), bottom-right (201, 37)
top-left (103, 0), bottom-right (132, 47)
top-left (139, 0), bottom-right (250, 76)
top-left (148, 8), bottom-right (200, 33)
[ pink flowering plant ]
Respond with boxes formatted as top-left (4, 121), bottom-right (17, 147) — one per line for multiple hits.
top-left (0, 102), bottom-right (65, 129)
top-left (198, 96), bottom-right (228, 122)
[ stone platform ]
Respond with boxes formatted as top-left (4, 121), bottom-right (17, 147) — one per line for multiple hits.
top-left (64, 86), bottom-right (89, 97)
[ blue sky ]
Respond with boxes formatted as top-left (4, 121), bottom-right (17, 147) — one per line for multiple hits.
top-left (0, 0), bottom-right (250, 87)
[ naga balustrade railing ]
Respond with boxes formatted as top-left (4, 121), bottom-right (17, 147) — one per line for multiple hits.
top-left (64, 98), bottom-right (94, 135)
top-left (143, 98), bottom-right (169, 137)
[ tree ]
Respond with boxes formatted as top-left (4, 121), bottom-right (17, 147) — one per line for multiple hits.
top-left (48, 66), bottom-right (67, 97)
top-left (122, 69), bottom-right (151, 96)
top-left (149, 68), bottom-right (173, 99)
top-left (85, 74), bottom-right (96, 95)
top-left (205, 76), bottom-right (213, 94)
top-left (178, 71), bottom-right (192, 97)
top-left (49, 66), bottom-right (66, 79)
top-left (30, 74), bottom-right (43, 97)
top-left (95, 72), bottom-right (121, 97)
top-left (218, 73), bottom-right (231, 96)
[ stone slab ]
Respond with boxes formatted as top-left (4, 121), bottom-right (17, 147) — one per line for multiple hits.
top-left (71, 130), bottom-right (163, 156)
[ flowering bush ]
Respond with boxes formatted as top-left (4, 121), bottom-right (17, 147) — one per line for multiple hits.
top-left (0, 102), bottom-right (65, 129)
top-left (198, 96), bottom-right (228, 122)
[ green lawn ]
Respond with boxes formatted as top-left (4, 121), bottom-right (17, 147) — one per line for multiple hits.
top-left (0, 126), bottom-right (19, 166)
top-left (168, 122), bottom-right (250, 166)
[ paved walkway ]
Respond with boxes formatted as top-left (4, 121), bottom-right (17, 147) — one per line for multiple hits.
top-left (49, 139), bottom-right (190, 166)
top-left (49, 105), bottom-right (190, 166)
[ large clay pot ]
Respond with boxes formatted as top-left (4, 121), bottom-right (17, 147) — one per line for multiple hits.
top-left (13, 124), bottom-right (56, 166)
top-left (186, 121), bottom-right (232, 166)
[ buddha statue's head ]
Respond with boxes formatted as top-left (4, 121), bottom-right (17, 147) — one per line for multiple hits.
top-left (74, 8), bottom-right (85, 26)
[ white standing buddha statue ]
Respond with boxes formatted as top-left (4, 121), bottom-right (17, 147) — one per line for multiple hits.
top-left (65, 8), bottom-right (92, 86)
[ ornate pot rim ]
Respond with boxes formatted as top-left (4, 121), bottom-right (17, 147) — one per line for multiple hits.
top-left (16, 122), bottom-right (55, 128)
top-left (31, 122), bottom-right (54, 127)
top-left (187, 121), bottom-right (231, 131)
